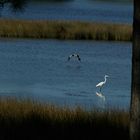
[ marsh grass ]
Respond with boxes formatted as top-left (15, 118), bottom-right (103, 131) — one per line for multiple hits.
top-left (0, 19), bottom-right (132, 41)
top-left (0, 98), bottom-right (130, 140)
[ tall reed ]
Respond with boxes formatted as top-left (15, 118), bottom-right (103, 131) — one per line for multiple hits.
top-left (0, 19), bottom-right (132, 41)
top-left (0, 98), bottom-right (130, 140)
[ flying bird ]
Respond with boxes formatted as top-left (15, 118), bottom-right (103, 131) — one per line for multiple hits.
top-left (96, 75), bottom-right (109, 92)
top-left (67, 54), bottom-right (81, 61)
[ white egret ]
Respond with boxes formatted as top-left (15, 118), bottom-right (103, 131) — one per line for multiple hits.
top-left (96, 75), bottom-right (109, 92)
top-left (67, 54), bottom-right (81, 61)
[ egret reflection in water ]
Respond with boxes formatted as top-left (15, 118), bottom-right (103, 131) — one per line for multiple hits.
top-left (96, 91), bottom-right (106, 109)
top-left (96, 92), bottom-right (105, 101)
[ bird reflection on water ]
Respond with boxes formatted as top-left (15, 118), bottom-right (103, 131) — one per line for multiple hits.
top-left (96, 91), bottom-right (106, 109)
top-left (96, 91), bottom-right (105, 101)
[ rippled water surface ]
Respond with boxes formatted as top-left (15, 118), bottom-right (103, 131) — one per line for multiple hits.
top-left (0, 39), bottom-right (132, 110)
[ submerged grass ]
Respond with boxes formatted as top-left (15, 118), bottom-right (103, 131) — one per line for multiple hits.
top-left (0, 19), bottom-right (132, 41)
top-left (0, 98), bottom-right (130, 140)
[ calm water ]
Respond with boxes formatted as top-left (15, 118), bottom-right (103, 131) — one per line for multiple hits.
top-left (2, 0), bottom-right (133, 23)
top-left (0, 38), bottom-right (132, 110)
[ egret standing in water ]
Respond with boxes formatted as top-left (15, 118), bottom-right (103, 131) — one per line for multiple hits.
top-left (96, 75), bottom-right (109, 92)
top-left (67, 54), bottom-right (81, 61)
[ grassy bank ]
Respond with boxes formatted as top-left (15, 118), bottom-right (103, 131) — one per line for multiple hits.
top-left (0, 19), bottom-right (132, 41)
top-left (0, 98), bottom-right (130, 140)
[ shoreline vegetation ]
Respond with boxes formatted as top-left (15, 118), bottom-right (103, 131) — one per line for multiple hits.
top-left (0, 98), bottom-right (130, 140)
top-left (0, 19), bottom-right (132, 41)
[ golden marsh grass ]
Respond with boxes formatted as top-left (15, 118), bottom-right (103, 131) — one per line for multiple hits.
top-left (0, 19), bottom-right (132, 41)
top-left (0, 98), bottom-right (130, 140)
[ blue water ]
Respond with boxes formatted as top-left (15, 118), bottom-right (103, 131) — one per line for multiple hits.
top-left (0, 38), bottom-right (132, 110)
top-left (1, 0), bottom-right (133, 23)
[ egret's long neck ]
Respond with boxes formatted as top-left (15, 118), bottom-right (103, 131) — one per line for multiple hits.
top-left (104, 77), bottom-right (107, 83)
